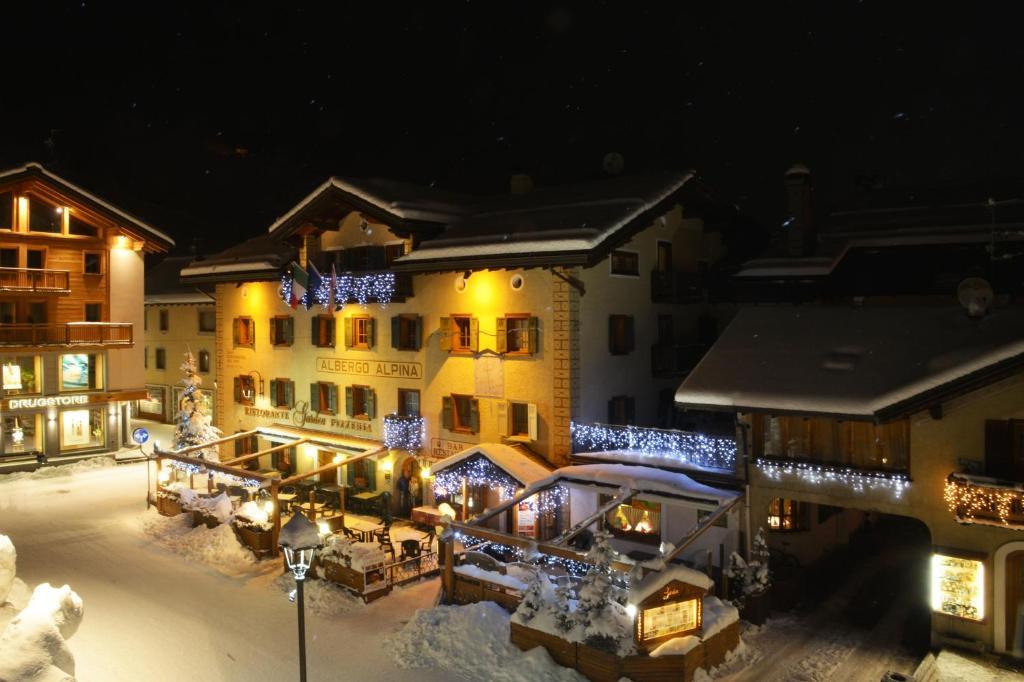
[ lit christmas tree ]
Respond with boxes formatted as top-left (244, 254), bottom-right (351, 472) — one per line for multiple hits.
top-left (173, 351), bottom-right (221, 461)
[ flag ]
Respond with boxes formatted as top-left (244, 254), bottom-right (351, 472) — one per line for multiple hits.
top-left (289, 262), bottom-right (308, 309)
top-left (308, 262), bottom-right (323, 310)
top-left (328, 263), bottom-right (338, 311)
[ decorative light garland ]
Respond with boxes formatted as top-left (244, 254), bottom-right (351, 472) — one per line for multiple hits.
top-left (433, 455), bottom-right (522, 500)
top-left (449, 533), bottom-right (594, 577)
top-left (945, 473), bottom-right (1024, 526)
top-left (280, 270), bottom-right (397, 310)
top-left (383, 414), bottom-right (426, 450)
top-left (756, 458), bottom-right (910, 497)
top-left (570, 421), bottom-right (736, 470)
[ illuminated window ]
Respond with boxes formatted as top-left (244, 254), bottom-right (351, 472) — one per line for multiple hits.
top-left (3, 414), bottom-right (42, 453)
top-left (767, 497), bottom-right (804, 531)
top-left (233, 317), bottom-right (254, 348)
top-left (313, 315), bottom-right (335, 348)
top-left (2, 356), bottom-right (40, 395)
top-left (640, 598), bottom-right (699, 641)
top-left (443, 394), bottom-right (479, 433)
top-left (59, 408), bottom-right (105, 451)
top-left (501, 315), bottom-right (538, 354)
top-left (28, 196), bottom-right (61, 233)
top-left (931, 553), bottom-right (984, 621)
top-left (344, 385), bottom-right (374, 418)
top-left (311, 381), bottom-right (339, 415)
top-left (343, 316), bottom-right (373, 349)
top-left (392, 314), bottom-right (421, 351)
top-left (610, 250), bottom-right (639, 276)
top-left (604, 497), bottom-right (661, 544)
top-left (60, 354), bottom-right (102, 391)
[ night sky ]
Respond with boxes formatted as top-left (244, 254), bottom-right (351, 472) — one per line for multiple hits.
top-left (1, 2), bottom-right (1020, 254)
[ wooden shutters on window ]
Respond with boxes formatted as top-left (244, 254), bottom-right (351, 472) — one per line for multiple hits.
top-left (312, 316), bottom-right (335, 348)
top-left (498, 316), bottom-right (539, 354)
top-left (442, 396), bottom-right (453, 430)
top-left (391, 315), bottom-right (423, 350)
top-left (270, 317), bottom-right (294, 346)
top-left (469, 318), bottom-right (479, 353)
top-left (439, 317), bottom-right (452, 351)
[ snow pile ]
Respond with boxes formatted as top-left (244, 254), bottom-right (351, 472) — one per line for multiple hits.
top-left (693, 638), bottom-right (751, 680)
top-left (233, 501), bottom-right (273, 531)
top-left (320, 536), bottom-right (385, 571)
top-left (650, 635), bottom-right (701, 657)
top-left (454, 564), bottom-right (528, 591)
top-left (0, 457), bottom-right (115, 484)
top-left (0, 583), bottom-right (84, 682)
top-left (177, 490), bottom-right (234, 523)
top-left (272, 574), bottom-right (364, 617)
top-left (142, 513), bottom-right (257, 575)
top-left (701, 596), bottom-right (739, 639)
top-left (388, 601), bottom-right (585, 682)
top-left (0, 534), bottom-right (15, 604)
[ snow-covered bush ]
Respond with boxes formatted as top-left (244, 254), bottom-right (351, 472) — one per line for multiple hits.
top-left (0, 535), bottom-right (15, 605)
top-left (514, 570), bottom-right (554, 624)
top-left (575, 531), bottom-right (634, 655)
top-left (0, 582), bottom-right (84, 682)
top-left (725, 527), bottom-right (772, 608)
top-left (173, 351), bottom-right (221, 461)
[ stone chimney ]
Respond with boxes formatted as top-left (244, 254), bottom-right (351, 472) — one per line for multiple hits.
top-left (510, 173), bottom-right (534, 194)
top-left (784, 163), bottom-right (814, 257)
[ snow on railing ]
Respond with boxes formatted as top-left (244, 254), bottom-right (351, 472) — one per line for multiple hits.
top-left (570, 422), bottom-right (736, 471)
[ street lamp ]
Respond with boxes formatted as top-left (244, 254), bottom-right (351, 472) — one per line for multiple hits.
top-left (278, 512), bottom-right (322, 682)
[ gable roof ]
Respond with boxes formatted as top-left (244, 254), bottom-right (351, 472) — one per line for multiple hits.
top-left (179, 234), bottom-right (297, 283)
top-left (144, 256), bottom-right (213, 303)
top-left (431, 443), bottom-right (553, 487)
top-left (675, 305), bottom-right (1024, 420)
top-left (0, 162), bottom-right (174, 251)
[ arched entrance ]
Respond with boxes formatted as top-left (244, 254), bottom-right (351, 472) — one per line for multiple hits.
top-left (994, 541), bottom-right (1024, 654)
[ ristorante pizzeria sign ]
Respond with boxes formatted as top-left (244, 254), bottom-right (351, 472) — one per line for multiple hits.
top-left (316, 357), bottom-right (423, 379)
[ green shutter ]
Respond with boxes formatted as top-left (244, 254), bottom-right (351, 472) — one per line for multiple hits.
top-left (391, 315), bottom-right (400, 349)
top-left (311, 316), bottom-right (320, 346)
top-left (345, 386), bottom-right (354, 417)
top-left (366, 388), bottom-right (376, 419)
top-left (284, 316), bottom-right (294, 345)
top-left (367, 318), bottom-right (375, 349)
top-left (442, 396), bottom-right (453, 430)
top-left (310, 383), bottom-right (318, 410)
top-left (284, 381), bottom-right (294, 408)
top-left (439, 317), bottom-right (451, 351)
top-left (527, 317), bottom-right (539, 354)
top-left (469, 399), bottom-right (480, 434)
top-left (329, 384), bottom-right (339, 415)
top-left (327, 318), bottom-right (335, 347)
top-left (469, 317), bottom-right (479, 353)
top-left (233, 318), bottom-right (240, 345)
top-left (496, 317), bottom-right (507, 353)
top-left (234, 377), bottom-right (241, 403)
top-left (365, 459), bottom-right (377, 491)
top-left (346, 463), bottom-right (355, 486)
top-left (269, 319), bottom-right (277, 345)
top-left (344, 317), bottom-right (353, 348)
top-left (270, 379), bottom-right (278, 405)
top-left (413, 315), bottom-right (423, 350)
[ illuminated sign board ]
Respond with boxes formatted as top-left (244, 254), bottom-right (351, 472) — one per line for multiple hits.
top-left (931, 553), bottom-right (984, 621)
top-left (317, 357), bottom-right (422, 380)
top-left (7, 395), bottom-right (88, 409)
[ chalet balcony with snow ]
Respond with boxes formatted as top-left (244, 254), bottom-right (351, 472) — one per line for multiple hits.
top-left (675, 303), bottom-right (1024, 654)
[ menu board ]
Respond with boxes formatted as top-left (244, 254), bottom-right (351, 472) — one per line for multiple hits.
top-left (931, 553), bottom-right (984, 621)
top-left (516, 501), bottom-right (536, 537)
top-left (642, 598), bottom-right (698, 640)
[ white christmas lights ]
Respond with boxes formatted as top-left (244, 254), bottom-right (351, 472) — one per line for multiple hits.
top-left (945, 473), bottom-right (1024, 526)
top-left (280, 270), bottom-right (397, 309)
top-left (570, 421), bottom-right (736, 470)
top-left (383, 414), bottom-right (425, 450)
top-left (756, 458), bottom-right (910, 498)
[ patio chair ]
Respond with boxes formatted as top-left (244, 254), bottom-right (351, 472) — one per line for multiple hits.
top-left (419, 528), bottom-right (436, 553)
top-left (399, 539), bottom-right (422, 562)
top-left (315, 491), bottom-right (336, 518)
top-left (377, 524), bottom-right (396, 562)
top-left (342, 526), bottom-right (359, 542)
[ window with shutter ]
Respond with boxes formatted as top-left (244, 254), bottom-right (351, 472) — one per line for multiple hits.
top-left (313, 315), bottom-right (334, 347)
top-left (328, 384), bottom-right (339, 415)
top-left (350, 386), bottom-right (369, 418)
top-left (442, 396), bottom-right (453, 430)
top-left (450, 394), bottom-right (477, 433)
top-left (527, 317), bottom-right (539, 354)
top-left (352, 316), bottom-right (372, 349)
top-left (271, 316), bottom-right (293, 347)
top-left (504, 315), bottom-right (532, 354)
top-left (365, 388), bottom-right (376, 419)
top-left (496, 317), bottom-right (508, 354)
top-left (234, 317), bottom-right (255, 348)
top-left (469, 318), bottom-right (479, 353)
top-left (439, 317), bottom-right (452, 351)
top-left (344, 317), bottom-right (354, 348)
top-left (393, 314), bottom-right (421, 351)
top-left (345, 386), bottom-right (354, 417)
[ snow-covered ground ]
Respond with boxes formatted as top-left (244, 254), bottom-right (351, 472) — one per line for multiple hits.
top-left (0, 459), bottom-right (588, 681)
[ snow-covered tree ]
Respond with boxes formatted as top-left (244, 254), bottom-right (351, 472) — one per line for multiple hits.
top-left (725, 526), bottom-right (772, 607)
top-left (576, 531), bottom-right (630, 653)
top-left (552, 585), bottom-right (575, 634)
top-left (515, 570), bottom-right (553, 624)
top-left (173, 351), bottom-right (221, 461)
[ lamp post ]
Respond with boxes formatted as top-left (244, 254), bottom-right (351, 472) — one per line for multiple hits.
top-left (278, 512), bottom-right (322, 682)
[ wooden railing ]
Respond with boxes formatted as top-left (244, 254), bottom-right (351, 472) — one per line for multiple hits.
top-left (0, 267), bottom-right (71, 293)
top-left (0, 322), bottom-right (133, 346)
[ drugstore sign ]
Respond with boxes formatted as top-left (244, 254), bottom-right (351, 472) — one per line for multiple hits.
top-left (1, 390), bottom-right (148, 411)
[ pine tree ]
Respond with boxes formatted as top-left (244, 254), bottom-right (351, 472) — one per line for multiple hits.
top-left (173, 351), bottom-right (221, 461)
top-left (516, 571), bottom-right (551, 623)
top-left (552, 584), bottom-right (575, 633)
top-left (576, 531), bottom-right (627, 652)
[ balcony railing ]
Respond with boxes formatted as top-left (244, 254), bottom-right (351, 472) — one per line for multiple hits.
top-left (651, 343), bottom-right (706, 377)
top-left (570, 421), bottom-right (736, 471)
top-left (945, 472), bottom-right (1024, 528)
top-left (0, 322), bottom-right (133, 347)
top-left (650, 269), bottom-right (702, 303)
top-left (0, 268), bottom-right (70, 293)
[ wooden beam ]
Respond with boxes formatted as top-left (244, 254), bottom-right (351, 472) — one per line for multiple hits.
top-left (172, 429), bottom-right (259, 457)
top-left (222, 438), bottom-right (309, 466)
top-left (155, 450), bottom-right (274, 487)
top-left (278, 446), bottom-right (386, 486)
top-left (548, 489), bottom-right (636, 547)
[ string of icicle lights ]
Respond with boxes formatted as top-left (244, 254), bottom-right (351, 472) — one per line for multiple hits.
top-left (166, 460), bottom-right (263, 489)
top-left (433, 457), bottom-right (568, 512)
top-left (570, 421), bottom-right (736, 470)
top-left (383, 414), bottom-right (425, 450)
top-left (756, 458), bottom-right (910, 498)
top-left (944, 473), bottom-right (1024, 525)
top-left (451, 533), bottom-right (594, 577)
top-left (280, 271), bottom-right (397, 309)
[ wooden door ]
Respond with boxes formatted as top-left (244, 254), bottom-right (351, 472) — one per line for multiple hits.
top-left (1008, 551), bottom-right (1024, 655)
top-left (318, 450), bottom-right (337, 485)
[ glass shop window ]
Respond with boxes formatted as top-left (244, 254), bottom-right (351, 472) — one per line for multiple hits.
top-left (60, 353), bottom-right (103, 391)
top-left (2, 356), bottom-right (40, 395)
top-left (3, 414), bottom-right (42, 453)
top-left (603, 497), bottom-right (662, 545)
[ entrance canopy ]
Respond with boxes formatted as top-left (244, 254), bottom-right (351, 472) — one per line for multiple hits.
top-left (431, 443), bottom-right (553, 494)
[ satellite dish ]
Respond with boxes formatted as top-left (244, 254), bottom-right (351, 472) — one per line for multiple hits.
top-left (957, 277), bottom-right (994, 318)
top-left (602, 152), bottom-right (625, 176)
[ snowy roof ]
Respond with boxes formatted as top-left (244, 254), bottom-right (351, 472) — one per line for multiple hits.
top-left (571, 450), bottom-right (730, 477)
top-left (0, 162), bottom-right (174, 250)
top-left (180, 235), bottom-right (297, 283)
top-left (393, 172), bottom-right (697, 271)
top-left (676, 305), bottom-right (1024, 420)
top-left (145, 256), bottom-right (214, 302)
top-left (629, 564), bottom-right (714, 604)
top-left (532, 463), bottom-right (739, 506)
top-left (431, 443), bottom-right (553, 486)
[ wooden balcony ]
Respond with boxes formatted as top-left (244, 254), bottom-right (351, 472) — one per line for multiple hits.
top-left (945, 472), bottom-right (1024, 528)
top-left (650, 269), bottom-right (702, 303)
top-left (0, 268), bottom-right (71, 294)
top-left (0, 322), bottom-right (133, 347)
